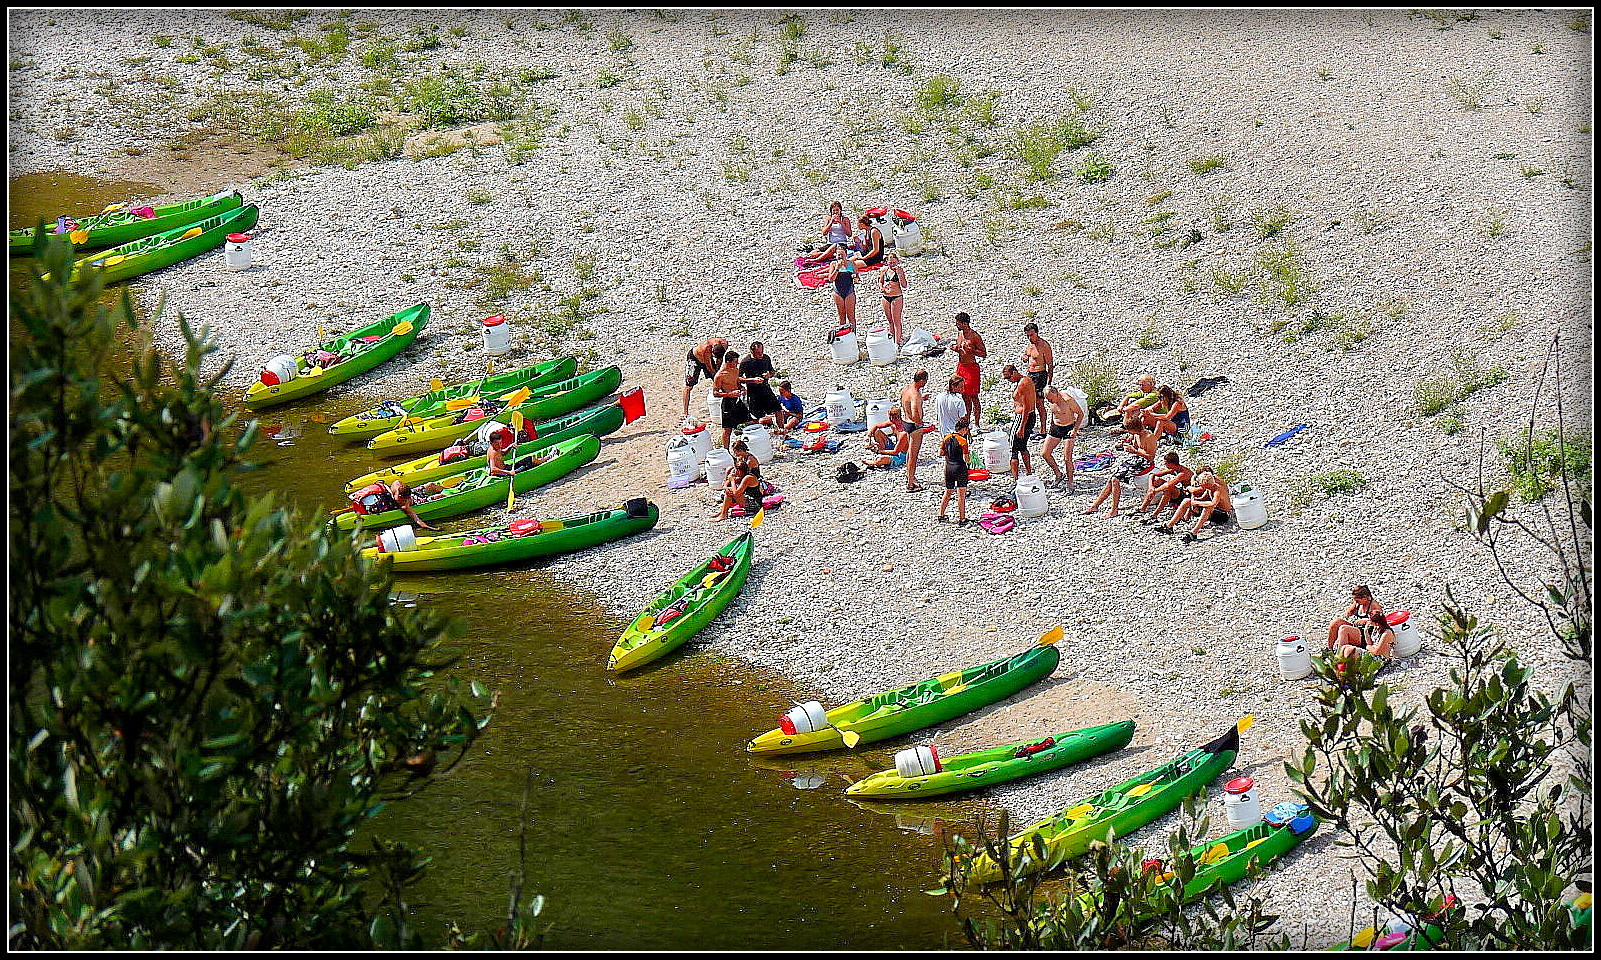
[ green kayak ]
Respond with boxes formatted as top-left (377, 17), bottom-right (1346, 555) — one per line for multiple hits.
top-left (242, 303), bottom-right (431, 410)
top-left (326, 357), bottom-right (578, 440)
top-left (1334, 893), bottom-right (1591, 950)
top-left (362, 498), bottom-right (660, 572)
top-left (365, 366), bottom-right (624, 454)
top-left (608, 532), bottom-right (754, 673)
top-left (845, 721), bottom-right (1136, 800)
top-left (11, 189), bottom-right (245, 255)
top-left (334, 432), bottom-right (599, 531)
top-left (745, 634), bottom-right (1062, 756)
top-left (967, 718), bottom-right (1246, 883)
top-left (1126, 801), bottom-right (1315, 915)
top-left (47, 204), bottom-right (259, 285)
top-left (343, 397), bottom-right (630, 494)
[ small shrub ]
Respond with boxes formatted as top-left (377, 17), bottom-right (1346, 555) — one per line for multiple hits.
top-left (1446, 70), bottom-right (1495, 110)
top-left (1135, 318), bottom-right (1165, 349)
top-left (1064, 353), bottom-right (1121, 408)
top-left (1073, 151), bottom-right (1115, 183)
top-left (1008, 115), bottom-right (1098, 181)
top-left (1189, 155), bottom-right (1228, 174)
top-left (1250, 204), bottom-right (1296, 239)
top-left (1289, 469), bottom-right (1368, 507)
top-left (1414, 352), bottom-right (1510, 416)
top-left (917, 73), bottom-right (963, 112)
top-left (1498, 428), bottom-right (1592, 502)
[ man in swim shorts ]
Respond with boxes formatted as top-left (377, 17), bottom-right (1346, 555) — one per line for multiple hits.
top-left (1002, 364), bottom-right (1037, 481)
top-left (899, 368), bottom-right (934, 492)
top-left (1021, 322), bottom-right (1054, 440)
top-left (1040, 384), bottom-right (1086, 491)
top-left (952, 312), bottom-right (987, 426)
top-left (682, 337), bottom-right (731, 418)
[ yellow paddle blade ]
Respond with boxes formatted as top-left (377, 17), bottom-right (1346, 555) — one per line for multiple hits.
top-left (630, 612), bottom-right (655, 633)
top-left (445, 396), bottom-right (482, 410)
top-left (487, 359), bottom-right (495, 375)
top-left (69, 229), bottom-right (88, 244)
top-left (97, 255), bottom-right (126, 268)
top-left (1037, 625), bottom-right (1064, 646)
top-left (1199, 842), bottom-right (1231, 865)
top-left (841, 730), bottom-right (862, 748)
top-left (391, 320), bottom-right (414, 336)
top-left (101, 203), bottom-right (125, 213)
top-left (506, 412), bottom-right (524, 510)
top-left (751, 507), bottom-right (765, 529)
top-left (1063, 803), bottom-right (1096, 820)
top-left (1243, 837), bottom-right (1269, 852)
top-left (943, 684), bottom-right (968, 696)
top-left (1350, 927), bottom-right (1378, 949)
top-left (503, 386), bottom-right (533, 409)
top-left (1237, 715), bottom-right (1255, 735)
top-left (1126, 782), bottom-right (1156, 798)
top-left (429, 378), bottom-right (443, 392)
top-left (179, 227), bottom-right (202, 239)
top-left (303, 366), bottom-right (325, 377)
top-left (440, 476), bottom-right (464, 489)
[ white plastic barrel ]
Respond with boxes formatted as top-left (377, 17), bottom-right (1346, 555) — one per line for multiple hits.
top-left (704, 447), bottom-right (735, 486)
top-left (706, 386), bottom-right (724, 427)
top-left (895, 219), bottom-right (924, 255)
top-left (1389, 611), bottom-right (1422, 658)
top-left (738, 424), bottom-right (775, 465)
top-left (376, 525), bottom-right (417, 554)
top-left (1277, 635), bottom-right (1312, 680)
top-left (223, 232), bottom-right (252, 270)
top-left (1223, 776), bottom-right (1262, 829)
top-left (482, 315), bottom-right (511, 356)
top-left (666, 438), bottom-right (698, 482)
top-left (1015, 474), bottom-right (1048, 518)
top-left (824, 385), bottom-right (856, 426)
top-left (783, 700), bottom-right (828, 735)
top-left (865, 328), bottom-right (897, 365)
top-left (829, 328), bottom-right (860, 364)
top-left (895, 744), bottom-right (943, 779)
top-left (1232, 484), bottom-right (1269, 529)
top-left (260, 355), bottom-right (298, 385)
top-left (981, 430), bottom-right (1010, 472)
top-left (865, 398), bottom-right (894, 431)
top-left (681, 419), bottom-right (713, 462)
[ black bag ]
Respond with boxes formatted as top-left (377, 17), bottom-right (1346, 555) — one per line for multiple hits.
top-left (623, 497), bottom-right (652, 518)
top-left (835, 462), bottom-right (863, 483)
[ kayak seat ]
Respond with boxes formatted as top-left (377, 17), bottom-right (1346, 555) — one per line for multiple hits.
top-left (1242, 837), bottom-right (1269, 852)
top-left (1199, 842), bottom-right (1231, 865)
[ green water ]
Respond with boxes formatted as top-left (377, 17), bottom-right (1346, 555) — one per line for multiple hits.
top-left (11, 172), bottom-right (981, 950)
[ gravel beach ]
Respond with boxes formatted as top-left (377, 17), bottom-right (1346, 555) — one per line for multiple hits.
top-left (9, 7), bottom-right (1593, 948)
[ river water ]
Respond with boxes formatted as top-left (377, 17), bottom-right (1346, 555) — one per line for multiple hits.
top-left (10, 172), bottom-right (987, 950)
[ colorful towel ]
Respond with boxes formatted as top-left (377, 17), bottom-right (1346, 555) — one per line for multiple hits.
top-left (1074, 451), bottom-right (1117, 472)
top-left (795, 260), bottom-right (886, 290)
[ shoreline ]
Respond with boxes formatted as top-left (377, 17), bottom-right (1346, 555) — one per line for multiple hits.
top-left (8, 7), bottom-right (1592, 948)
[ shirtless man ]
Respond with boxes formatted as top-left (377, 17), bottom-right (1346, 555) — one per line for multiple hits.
top-left (1001, 364), bottom-right (1037, 481)
top-left (681, 336), bottom-right (731, 418)
top-left (1082, 413), bottom-right (1159, 519)
top-left (899, 369), bottom-right (934, 492)
top-left (711, 351), bottom-right (750, 449)
top-left (1039, 384), bottom-right (1087, 491)
top-left (1021, 323), bottom-right (1054, 441)
top-left (952, 313), bottom-right (987, 427)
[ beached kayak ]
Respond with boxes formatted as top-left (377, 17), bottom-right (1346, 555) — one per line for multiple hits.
top-left (10, 189), bottom-right (245, 255)
top-left (745, 634), bottom-right (1062, 756)
top-left (1334, 894), bottom-right (1591, 950)
top-left (365, 366), bottom-right (624, 454)
top-left (46, 203), bottom-right (259, 285)
top-left (608, 532), bottom-right (754, 673)
top-left (334, 432), bottom-right (599, 531)
top-left (326, 357), bottom-right (578, 440)
top-left (845, 721), bottom-right (1136, 800)
top-left (966, 718), bottom-right (1247, 883)
top-left (361, 498), bottom-right (660, 572)
top-left (242, 303), bottom-right (430, 410)
top-left (343, 398), bottom-right (630, 494)
top-left (1131, 801), bottom-right (1316, 913)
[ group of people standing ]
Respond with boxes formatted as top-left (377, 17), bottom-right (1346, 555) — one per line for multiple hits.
top-left (803, 202), bottom-right (910, 345)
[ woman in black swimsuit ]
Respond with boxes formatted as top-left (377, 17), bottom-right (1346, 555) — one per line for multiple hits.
top-left (879, 252), bottom-right (906, 344)
top-left (857, 214), bottom-right (886, 268)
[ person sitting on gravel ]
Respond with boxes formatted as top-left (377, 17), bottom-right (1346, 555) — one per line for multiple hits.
top-left (1334, 604), bottom-right (1396, 661)
top-left (729, 438), bottom-right (760, 474)
top-left (800, 201), bottom-right (854, 266)
top-left (1156, 468), bottom-right (1234, 542)
top-left (766, 379), bottom-right (806, 434)
top-left (716, 460), bottom-right (764, 521)
top-left (1135, 450), bottom-right (1193, 524)
top-left (1081, 413), bottom-right (1158, 519)
top-left (860, 420), bottom-right (912, 472)
top-left (1146, 384), bottom-right (1191, 442)
top-left (1115, 373), bottom-right (1164, 423)
top-left (867, 405), bottom-right (909, 454)
top-left (855, 213), bottom-right (887, 268)
top-left (1326, 585), bottom-right (1385, 652)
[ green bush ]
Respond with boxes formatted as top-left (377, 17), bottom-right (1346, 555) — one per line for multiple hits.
top-left (1498, 428), bottom-right (1592, 502)
top-left (1008, 115), bottom-right (1099, 181)
top-left (1288, 469), bottom-right (1368, 506)
top-left (1414, 352), bottom-right (1509, 416)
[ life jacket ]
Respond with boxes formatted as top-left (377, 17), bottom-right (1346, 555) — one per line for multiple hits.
top-left (350, 483), bottom-right (398, 516)
top-left (941, 432), bottom-right (969, 462)
top-left (708, 555), bottom-right (734, 573)
top-left (439, 441), bottom-right (471, 465)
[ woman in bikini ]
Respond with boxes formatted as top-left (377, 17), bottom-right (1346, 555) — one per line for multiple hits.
top-left (827, 247), bottom-right (858, 331)
top-left (879, 252), bottom-right (907, 344)
top-left (1327, 585), bottom-right (1385, 651)
top-left (716, 460), bottom-right (764, 521)
top-left (1148, 384), bottom-right (1191, 441)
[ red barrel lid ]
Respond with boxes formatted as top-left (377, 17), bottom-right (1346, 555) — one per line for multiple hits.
top-left (1279, 635), bottom-right (1302, 644)
top-left (1225, 776), bottom-right (1255, 794)
top-left (682, 422), bottom-right (706, 435)
top-left (226, 233), bottom-right (251, 243)
top-left (482, 314), bottom-right (507, 327)
top-left (1386, 610), bottom-right (1411, 626)
top-left (865, 206), bottom-right (888, 218)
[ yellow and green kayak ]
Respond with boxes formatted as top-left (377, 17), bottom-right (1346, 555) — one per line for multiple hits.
top-left (46, 203), bottom-right (259, 285)
top-left (333, 432), bottom-right (599, 531)
top-left (11, 189), bottom-right (245, 255)
top-left (746, 633), bottom-right (1062, 756)
top-left (242, 303), bottom-right (430, 409)
top-left (845, 721), bottom-right (1135, 800)
top-left (364, 366), bottom-right (623, 454)
top-left (966, 718), bottom-right (1247, 883)
top-left (362, 499), bottom-right (660, 572)
top-left (1128, 801), bottom-right (1315, 915)
top-left (326, 357), bottom-right (578, 440)
top-left (342, 398), bottom-right (630, 494)
top-left (608, 532), bottom-right (754, 673)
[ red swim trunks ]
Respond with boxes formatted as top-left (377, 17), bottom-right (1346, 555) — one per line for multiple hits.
top-left (956, 361), bottom-right (982, 397)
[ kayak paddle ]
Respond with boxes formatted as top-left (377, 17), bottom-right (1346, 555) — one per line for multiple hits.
top-left (506, 412), bottom-right (525, 510)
